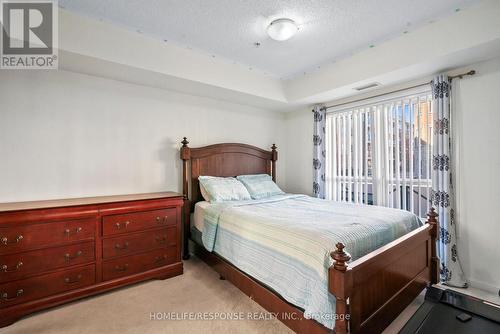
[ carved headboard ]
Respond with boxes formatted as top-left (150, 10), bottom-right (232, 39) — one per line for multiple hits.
top-left (180, 137), bottom-right (277, 209)
top-left (179, 137), bottom-right (277, 259)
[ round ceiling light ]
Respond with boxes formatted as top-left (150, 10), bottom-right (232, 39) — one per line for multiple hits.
top-left (267, 18), bottom-right (298, 41)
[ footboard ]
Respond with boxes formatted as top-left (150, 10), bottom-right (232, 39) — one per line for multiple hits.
top-left (329, 209), bottom-right (439, 334)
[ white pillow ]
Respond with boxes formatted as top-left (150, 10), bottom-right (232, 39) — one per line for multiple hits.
top-left (199, 183), bottom-right (212, 201)
top-left (236, 174), bottom-right (284, 199)
top-left (198, 176), bottom-right (251, 202)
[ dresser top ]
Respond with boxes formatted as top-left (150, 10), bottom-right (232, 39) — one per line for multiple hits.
top-left (0, 192), bottom-right (183, 213)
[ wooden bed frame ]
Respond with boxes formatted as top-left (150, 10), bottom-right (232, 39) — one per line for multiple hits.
top-left (180, 138), bottom-right (439, 334)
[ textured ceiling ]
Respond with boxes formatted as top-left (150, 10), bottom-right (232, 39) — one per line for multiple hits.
top-left (59, 0), bottom-right (480, 79)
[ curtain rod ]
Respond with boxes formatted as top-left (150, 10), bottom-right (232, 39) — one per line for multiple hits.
top-left (316, 70), bottom-right (476, 111)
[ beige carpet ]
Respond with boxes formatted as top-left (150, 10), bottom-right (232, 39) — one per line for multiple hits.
top-left (1, 257), bottom-right (423, 334)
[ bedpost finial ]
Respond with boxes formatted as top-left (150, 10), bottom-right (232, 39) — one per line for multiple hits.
top-left (427, 207), bottom-right (438, 224)
top-left (180, 137), bottom-right (190, 161)
top-left (331, 242), bottom-right (351, 272)
top-left (270, 143), bottom-right (278, 163)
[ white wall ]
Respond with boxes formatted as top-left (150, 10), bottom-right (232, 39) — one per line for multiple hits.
top-left (283, 56), bottom-right (500, 293)
top-left (284, 109), bottom-right (313, 195)
top-left (0, 70), bottom-right (286, 202)
top-left (454, 57), bottom-right (500, 293)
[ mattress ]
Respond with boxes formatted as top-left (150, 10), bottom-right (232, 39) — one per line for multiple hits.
top-left (193, 200), bottom-right (210, 232)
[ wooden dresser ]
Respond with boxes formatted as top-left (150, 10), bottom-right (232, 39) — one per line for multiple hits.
top-left (0, 192), bottom-right (184, 327)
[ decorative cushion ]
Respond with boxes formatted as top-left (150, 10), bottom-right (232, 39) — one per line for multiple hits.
top-left (198, 176), bottom-right (251, 202)
top-left (236, 174), bottom-right (284, 199)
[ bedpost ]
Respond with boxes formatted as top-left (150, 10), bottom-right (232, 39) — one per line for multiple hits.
top-left (271, 144), bottom-right (277, 182)
top-left (180, 137), bottom-right (191, 260)
top-left (427, 207), bottom-right (439, 284)
top-left (329, 242), bottom-right (352, 334)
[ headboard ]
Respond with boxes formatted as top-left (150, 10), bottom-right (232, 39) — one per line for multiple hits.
top-left (179, 137), bottom-right (277, 259)
top-left (180, 137), bottom-right (277, 209)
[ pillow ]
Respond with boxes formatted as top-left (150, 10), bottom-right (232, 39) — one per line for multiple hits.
top-left (198, 176), bottom-right (251, 202)
top-left (236, 174), bottom-right (284, 199)
top-left (199, 183), bottom-right (212, 202)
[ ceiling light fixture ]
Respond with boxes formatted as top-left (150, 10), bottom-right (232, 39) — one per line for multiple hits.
top-left (267, 18), bottom-right (298, 41)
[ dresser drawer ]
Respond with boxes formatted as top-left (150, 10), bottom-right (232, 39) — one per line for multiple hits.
top-left (102, 226), bottom-right (176, 259)
top-left (102, 247), bottom-right (177, 281)
top-left (0, 219), bottom-right (95, 254)
top-left (0, 241), bottom-right (95, 283)
top-left (0, 264), bottom-right (95, 308)
top-left (102, 208), bottom-right (177, 236)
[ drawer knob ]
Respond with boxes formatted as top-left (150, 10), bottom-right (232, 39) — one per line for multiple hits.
top-left (64, 227), bottom-right (82, 236)
top-left (115, 242), bottom-right (129, 250)
top-left (155, 236), bottom-right (167, 244)
top-left (114, 264), bottom-right (129, 272)
top-left (1, 289), bottom-right (24, 302)
top-left (115, 221), bottom-right (130, 229)
top-left (1, 235), bottom-right (23, 246)
top-left (1, 262), bottom-right (23, 273)
top-left (64, 251), bottom-right (83, 261)
top-left (156, 216), bottom-right (168, 224)
top-left (65, 274), bottom-right (82, 285)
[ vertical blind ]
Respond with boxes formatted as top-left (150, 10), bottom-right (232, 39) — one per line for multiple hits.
top-left (325, 87), bottom-right (433, 217)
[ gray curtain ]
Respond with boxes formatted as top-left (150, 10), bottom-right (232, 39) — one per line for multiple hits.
top-left (313, 105), bottom-right (326, 198)
top-left (431, 75), bottom-right (467, 287)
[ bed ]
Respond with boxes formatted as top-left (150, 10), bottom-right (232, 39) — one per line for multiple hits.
top-left (180, 138), bottom-right (439, 334)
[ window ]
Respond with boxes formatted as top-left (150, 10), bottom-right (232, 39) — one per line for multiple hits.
top-left (325, 87), bottom-right (433, 217)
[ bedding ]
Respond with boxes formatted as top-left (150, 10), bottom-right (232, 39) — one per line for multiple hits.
top-left (236, 174), bottom-right (284, 199)
top-left (199, 194), bottom-right (422, 329)
top-left (198, 176), bottom-right (251, 202)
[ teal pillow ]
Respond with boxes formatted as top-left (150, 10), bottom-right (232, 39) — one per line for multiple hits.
top-left (198, 176), bottom-right (251, 202)
top-left (236, 174), bottom-right (284, 199)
